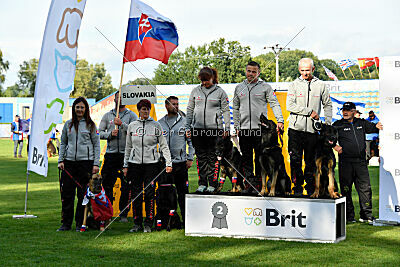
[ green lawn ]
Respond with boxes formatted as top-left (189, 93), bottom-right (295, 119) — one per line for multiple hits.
top-left (0, 138), bottom-right (399, 266)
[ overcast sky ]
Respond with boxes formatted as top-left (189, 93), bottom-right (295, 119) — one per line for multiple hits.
top-left (1, 0), bottom-right (399, 89)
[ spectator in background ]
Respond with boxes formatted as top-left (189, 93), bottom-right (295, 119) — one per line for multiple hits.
top-left (366, 111), bottom-right (379, 161)
top-left (355, 110), bottom-right (362, 118)
top-left (11, 115), bottom-right (23, 158)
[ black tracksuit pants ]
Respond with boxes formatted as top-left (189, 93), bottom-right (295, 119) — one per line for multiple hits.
top-left (288, 129), bottom-right (318, 194)
top-left (60, 160), bottom-right (92, 228)
top-left (192, 131), bottom-right (219, 188)
top-left (239, 129), bottom-right (262, 182)
top-left (127, 163), bottom-right (159, 227)
top-left (101, 153), bottom-right (130, 217)
top-left (339, 160), bottom-right (373, 220)
top-left (164, 161), bottom-right (189, 221)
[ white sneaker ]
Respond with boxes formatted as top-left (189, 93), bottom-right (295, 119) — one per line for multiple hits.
top-left (206, 186), bottom-right (216, 193)
top-left (196, 185), bottom-right (207, 193)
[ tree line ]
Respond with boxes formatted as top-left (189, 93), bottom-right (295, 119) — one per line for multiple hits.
top-left (0, 39), bottom-right (379, 100)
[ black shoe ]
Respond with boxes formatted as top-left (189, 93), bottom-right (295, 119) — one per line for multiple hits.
top-left (129, 224), bottom-right (143, 232)
top-left (293, 186), bottom-right (304, 197)
top-left (76, 225), bottom-right (83, 232)
top-left (346, 219), bottom-right (356, 224)
top-left (120, 216), bottom-right (128, 223)
top-left (57, 225), bottom-right (71, 231)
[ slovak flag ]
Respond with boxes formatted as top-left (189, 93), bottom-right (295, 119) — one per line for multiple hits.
top-left (123, 0), bottom-right (178, 64)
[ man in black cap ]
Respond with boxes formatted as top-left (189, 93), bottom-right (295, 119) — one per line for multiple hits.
top-left (333, 102), bottom-right (383, 223)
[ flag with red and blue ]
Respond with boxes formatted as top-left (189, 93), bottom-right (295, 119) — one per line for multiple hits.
top-left (123, 0), bottom-right (178, 64)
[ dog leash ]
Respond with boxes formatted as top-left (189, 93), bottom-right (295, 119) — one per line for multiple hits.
top-left (62, 168), bottom-right (84, 189)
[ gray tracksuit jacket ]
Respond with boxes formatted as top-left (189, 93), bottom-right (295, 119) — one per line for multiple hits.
top-left (58, 118), bottom-right (101, 166)
top-left (185, 84), bottom-right (231, 131)
top-left (233, 79), bottom-right (284, 130)
top-left (124, 117), bottom-right (172, 168)
top-left (159, 114), bottom-right (195, 163)
top-left (287, 76), bottom-right (332, 133)
top-left (98, 108), bottom-right (138, 154)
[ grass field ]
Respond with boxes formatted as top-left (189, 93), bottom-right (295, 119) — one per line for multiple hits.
top-left (0, 138), bottom-right (399, 266)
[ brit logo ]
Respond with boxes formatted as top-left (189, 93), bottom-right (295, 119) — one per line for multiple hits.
top-left (243, 208), bottom-right (262, 226)
top-left (138, 13), bottom-right (152, 45)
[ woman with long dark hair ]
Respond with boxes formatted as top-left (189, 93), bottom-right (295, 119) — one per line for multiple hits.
top-left (185, 67), bottom-right (231, 193)
top-left (57, 97), bottom-right (100, 231)
top-left (123, 99), bottom-right (172, 233)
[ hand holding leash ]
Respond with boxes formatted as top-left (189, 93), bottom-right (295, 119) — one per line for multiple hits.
top-left (123, 167), bottom-right (128, 177)
top-left (276, 122), bottom-right (284, 133)
top-left (92, 166), bottom-right (99, 174)
top-left (58, 162), bottom-right (65, 170)
top-left (310, 110), bottom-right (319, 120)
top-left (166, 166), bottom-right (173, 173)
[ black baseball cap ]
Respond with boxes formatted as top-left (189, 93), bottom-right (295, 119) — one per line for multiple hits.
top-left (340, 102), bottom-right (356, 111)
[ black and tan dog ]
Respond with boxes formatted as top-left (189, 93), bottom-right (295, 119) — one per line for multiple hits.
top-left (81, 173), bottom-right (106, 232)
top-left (310, 122), bottom-right (340, 199)
top-left (215, 136), bottom-right (244, 193)
top-left (259, 114), bottom-right (291, 196)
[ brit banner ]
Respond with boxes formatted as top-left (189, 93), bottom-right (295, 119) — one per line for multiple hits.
top-left (27, 0), bottom-right (87, 176)
top-left (379, 56), bottom-right (400, 223)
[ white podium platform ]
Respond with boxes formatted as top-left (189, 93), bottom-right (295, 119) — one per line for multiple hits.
top-left (185, 194), bottom-right (346, 243)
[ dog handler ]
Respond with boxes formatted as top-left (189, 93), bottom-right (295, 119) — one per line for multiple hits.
top-left (57, 97), bottom-right (100, 231)
top-left (287, 58), bottom-right (332, 196)
top-left (185, 67), bottom-right (231, 193)
top-left (99, 91), bottom-right (137, 222)
top-left (123, 99), bottom-right (172, 233)
top-left (159, 96), bottom-right (195, 224)
top-left (333, 102), bottom-right (383, 223)
top-left (233, 61), bottom-right (284, 194)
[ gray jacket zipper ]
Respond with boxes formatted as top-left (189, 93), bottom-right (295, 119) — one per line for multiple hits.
top-left (142, 120), bottom-right (145, 164)
top-left (75, 124), bottom-right (79, 161)
top-left (305, 81), bottom-right (311, 132)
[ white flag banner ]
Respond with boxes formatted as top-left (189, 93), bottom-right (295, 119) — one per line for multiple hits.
top-left (379, 56), bottom-right (400, 223)
top-left (27, 0), bottom-right (87, 176)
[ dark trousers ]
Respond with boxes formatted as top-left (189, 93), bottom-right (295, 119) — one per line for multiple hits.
top-left (339, 160), bottom-right (373, 220)
top-left (101, 153), bottom-right (130, 217)
top-left (192, 132), bottom-right (219, 188)
top-left (164, 161), bottom-right (189, 221)
top-left (288, 129), bottom-right (318, 194)
top-left (239, 129), bottom-right (262, 180)
top-left (59, 160), bottom-right (92, 228)
top-left (127, 163), bottom-right (159, 227)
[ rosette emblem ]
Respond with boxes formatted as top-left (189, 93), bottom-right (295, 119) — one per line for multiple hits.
top-left (211, 202), bottom-right (228, 229)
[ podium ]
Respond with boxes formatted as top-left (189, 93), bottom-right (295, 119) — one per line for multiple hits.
top-left (185, 194), bottom-right (346, 243)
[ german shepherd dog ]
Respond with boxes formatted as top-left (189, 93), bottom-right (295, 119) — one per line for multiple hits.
top-left (259, 114), bottom-right (291, 196)
top-left (310, 122), bottom-right (340, 199)
top-left (215, 136), bottom-right (244, 193)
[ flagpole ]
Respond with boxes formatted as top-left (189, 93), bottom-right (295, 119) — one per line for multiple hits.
top-left (348, 67), bottom-right (355, 79)
top-left (358, 65), bottom-right (364, 79)
top-left (13, 171), bottom-right (37, 219)
top-left (115, 63), bottom-right (125, 129)
top-left (366, 65), bottom-right (372, 79)
top-left (374, 58), bottom-right (379, 77)
top-left (341, 68), bottom-right (348, 79)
